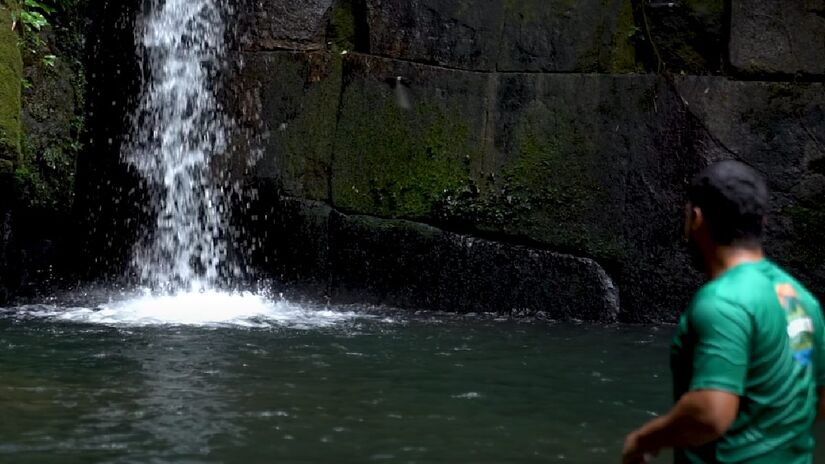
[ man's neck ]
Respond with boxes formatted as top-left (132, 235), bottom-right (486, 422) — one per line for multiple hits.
top-left (705, 246), bottom-right (765, 280)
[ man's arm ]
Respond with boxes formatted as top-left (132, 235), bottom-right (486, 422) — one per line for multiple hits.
top-left (623, 299), bottom-right (749, 463)
top-left (817, 387), bottom-right (825, 420)
top-left (622, 389), bottom-right (739, 463)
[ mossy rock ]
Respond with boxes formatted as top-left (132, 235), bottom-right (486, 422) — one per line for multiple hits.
top-left (0, 1), bottom-right (23, 162)
top-left (499, 0), bottom-right (638, 72)
top-left (364, 0), bottom-right (504, 71)
top-left (327, 0), bottom-right (356, 52)
top-left (16, 33), bottom-right (83, 213)
top-left (238, 51), bottom-right (342, 201)
top-left (331, 54), bottom-right (491, 218)
top-left (0, 158), bottom-right (12, 176)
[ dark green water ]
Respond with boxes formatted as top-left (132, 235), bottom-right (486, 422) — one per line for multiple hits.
top-left (1, 305), bottom-right (823, 463)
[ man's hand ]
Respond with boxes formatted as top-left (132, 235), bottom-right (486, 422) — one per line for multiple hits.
top-left (621, 430), bottom-right (655, 464)
top-left (620, 390), bottom-right (738, 463)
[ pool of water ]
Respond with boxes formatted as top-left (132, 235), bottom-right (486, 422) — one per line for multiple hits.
top-left (0, 293), bottom-right (823, 463)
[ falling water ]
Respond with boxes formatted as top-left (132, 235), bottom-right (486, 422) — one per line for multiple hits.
top-left (35, 0), bottom-right (361, 326)
top-left (123, 0), bottom-right (230, 292)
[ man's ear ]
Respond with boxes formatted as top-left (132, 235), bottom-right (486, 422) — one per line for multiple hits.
top-left (690, 206), bottom-right (704, 233)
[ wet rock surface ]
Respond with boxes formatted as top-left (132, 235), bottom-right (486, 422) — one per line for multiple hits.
top-left (233, 51), bottom-right (341, 201)
top-left (58, 0), bottom-right (825, 321)
top-left (236, 0), bottom-right (336, 51)
top-left (364, 0), bottom-right (504, 71)
top-left (245, 194), bottom-right (620, 321)
top-left (235, 45), bottom-right (824, 321)
top-left (675, 77), bottom-right (825, 291)
top-left (730, 0), bottom-right (825, 76)
top-left (330, 53), bottom-right (492, 219)
top-left (497, 0), bottom-right (636, 73)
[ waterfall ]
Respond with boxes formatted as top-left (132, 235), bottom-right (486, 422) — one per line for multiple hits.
top-left (123, 0), bottom-right (231, 292)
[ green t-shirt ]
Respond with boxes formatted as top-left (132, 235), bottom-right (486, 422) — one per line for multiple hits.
top-left (671, 259), bottom-right (825, 464)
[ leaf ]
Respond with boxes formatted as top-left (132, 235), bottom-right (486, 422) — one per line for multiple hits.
top-left (24, 0), bottom-right (56, 14)
top-left (42, 54), bottom-right (57, 67)
top-left (20, 10), bottom-right (48, 31)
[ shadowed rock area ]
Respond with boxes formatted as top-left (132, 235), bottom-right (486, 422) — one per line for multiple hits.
top-left (730, 0), bottom-right (825, 76)
top-left (237, 0), bottom-right (337, 51)
top-left (244, 195), bottom-right (620, 321)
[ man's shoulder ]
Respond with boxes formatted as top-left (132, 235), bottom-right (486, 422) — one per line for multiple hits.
top-left (693, 260), bottom-right (791, 309)
top-left (763, 261), bottom-right (822, 312)
top-left (691, 271), bottom-right (757, 309)
top-left (688, 283), bottom-right (751, 325)
top-left (687, 260), bottom-right (822, 323)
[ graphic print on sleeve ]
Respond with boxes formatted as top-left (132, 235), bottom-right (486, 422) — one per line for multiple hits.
top-left (776, 284), bottom-right (815, 366)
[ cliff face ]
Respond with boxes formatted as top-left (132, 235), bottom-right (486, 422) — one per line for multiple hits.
top-left (226, 0), bottom-right (824, 321)
top-left (20, 0), bottom-right (824, 321)
top-left (0, 1), bottom-right (23, 303)
top-left (0, 0), bottom-right (88, 302)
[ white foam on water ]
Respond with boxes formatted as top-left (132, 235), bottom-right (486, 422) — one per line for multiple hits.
top-left (12, 291), bottom-right (359, 329)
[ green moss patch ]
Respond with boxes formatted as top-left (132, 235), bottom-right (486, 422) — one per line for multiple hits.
top-left (13, 0), bottom-right (87, 214)
top-left (0, 1), bottom-right (23, 163)
top-left (328, 0), bottom-right (355, 52)
top-left (484, 101), bottom-right (624, 259)
top-left (333, 93), bottom-right (474, 219)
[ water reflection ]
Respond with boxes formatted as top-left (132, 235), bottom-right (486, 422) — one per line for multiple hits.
top-left (124, 330), bottom-right (244, 458)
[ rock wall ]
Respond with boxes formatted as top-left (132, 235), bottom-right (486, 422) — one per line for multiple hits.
top-left (0, 2), bottom-right (22, 171)
top-left (229, 0), bottom-right (825, 322)
top-left (0, 1), bottom-right (23, 303)
top-left (0, 0), bottom-right (88, 302)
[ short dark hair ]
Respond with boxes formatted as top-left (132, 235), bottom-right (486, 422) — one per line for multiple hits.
top-left (687, 160), bottom-right (769, 246)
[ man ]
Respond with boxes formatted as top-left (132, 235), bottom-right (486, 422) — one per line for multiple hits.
top-left (622, 160), bottom-right (825, 463)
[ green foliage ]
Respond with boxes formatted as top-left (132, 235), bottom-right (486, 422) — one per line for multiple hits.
top-left (13, 0), bottom-right (81, 33)
top-left (6, 0), bottom-right (86, 212)
top-left (11, 1), bottom-right (51, 36)
top-left (11, 0), bottom-right (75, 60)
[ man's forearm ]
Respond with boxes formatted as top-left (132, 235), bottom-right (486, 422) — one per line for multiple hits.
top-left (635, 393), bottom-right (729, 454)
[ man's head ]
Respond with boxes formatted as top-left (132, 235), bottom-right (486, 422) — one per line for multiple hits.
top-left (685, 160), bottom-right (769, 268)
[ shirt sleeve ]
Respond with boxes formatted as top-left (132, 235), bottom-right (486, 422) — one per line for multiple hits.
top-left (688, 298), bottom-right (752, 395)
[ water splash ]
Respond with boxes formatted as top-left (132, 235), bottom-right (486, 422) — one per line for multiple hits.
top-left (123, 0), bottom-right (231, 292)
top-left (9, 292), bottom-right (361, 329)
